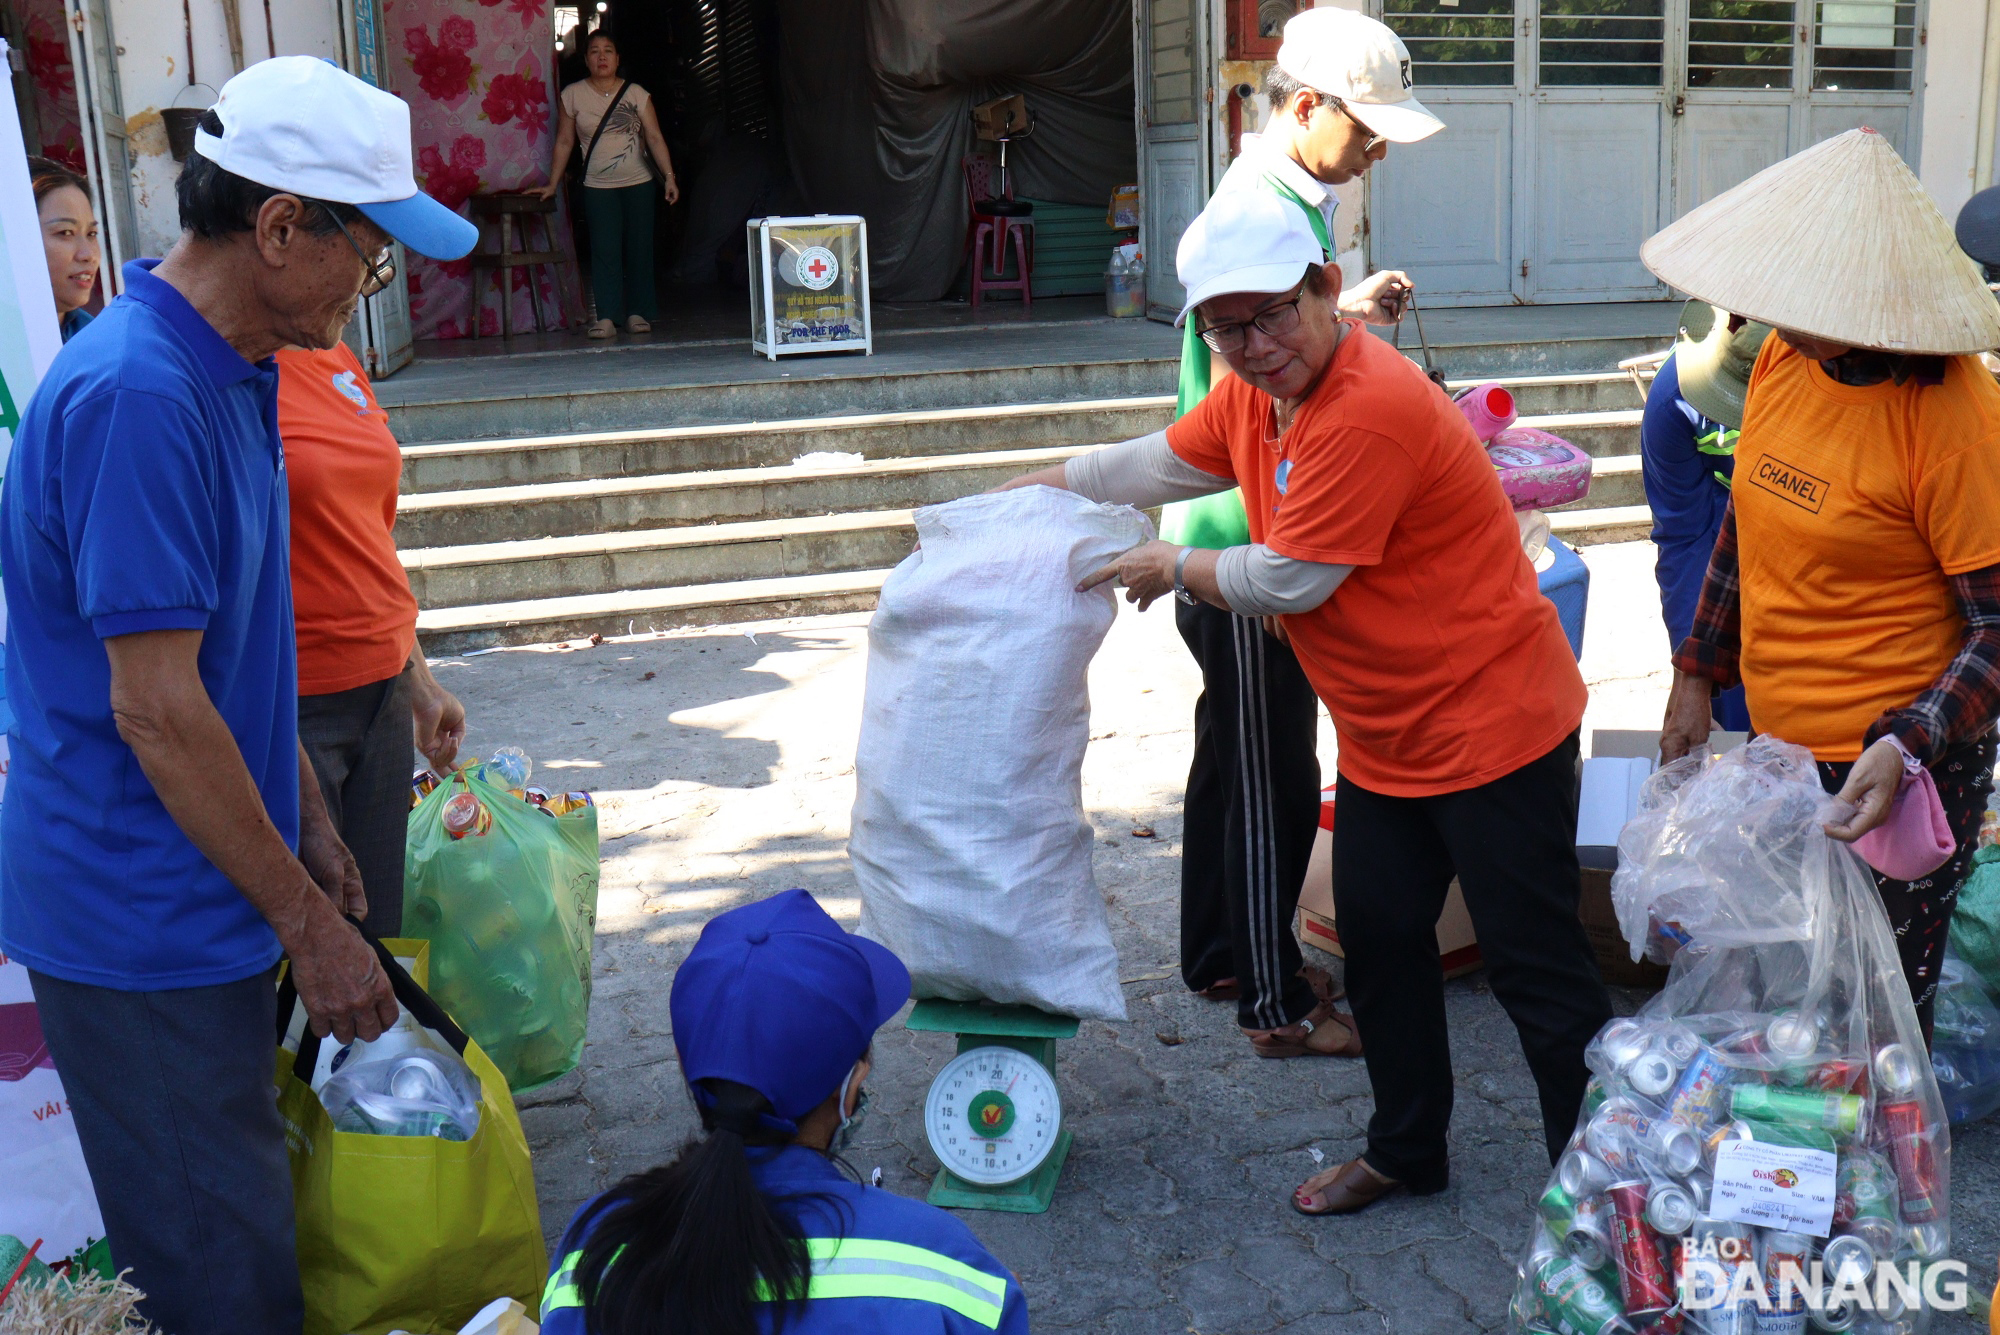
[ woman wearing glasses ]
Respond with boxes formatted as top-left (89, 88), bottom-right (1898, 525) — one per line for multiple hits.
top-left (1001, 189), bottom-right (1607, 1222)
top-left (277, 321), bottom-right (466, 936)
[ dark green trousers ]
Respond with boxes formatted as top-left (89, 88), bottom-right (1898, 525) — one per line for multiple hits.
top-left (583, 182), bottom-right (657, 323)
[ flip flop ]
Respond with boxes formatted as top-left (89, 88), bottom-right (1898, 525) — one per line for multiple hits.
top-left (1247, 1003), bottom-right (1362, 1059)
top-left (1194, 977), bottom-right (1241, 1002)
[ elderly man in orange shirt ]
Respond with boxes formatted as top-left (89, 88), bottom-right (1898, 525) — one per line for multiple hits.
top-left (1004, 188), bottom-right (1611, 1216)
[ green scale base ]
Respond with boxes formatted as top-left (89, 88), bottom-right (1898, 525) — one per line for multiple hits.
top-left (906, 998), bottom-right (1079, 1215)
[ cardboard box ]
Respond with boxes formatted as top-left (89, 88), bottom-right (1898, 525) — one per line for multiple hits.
top-left (1295, 796), bottom-right (1483, 979)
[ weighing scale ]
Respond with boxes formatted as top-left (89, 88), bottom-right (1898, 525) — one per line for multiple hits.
top-left (909, 999), bottom-right (1077, 1214)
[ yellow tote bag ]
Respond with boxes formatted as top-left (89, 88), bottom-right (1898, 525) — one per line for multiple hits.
top-left (276, 932), bottom-right (547, 1335)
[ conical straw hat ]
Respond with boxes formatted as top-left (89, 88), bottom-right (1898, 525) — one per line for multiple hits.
top-left (1641, 128), bottom-right (2000, 356)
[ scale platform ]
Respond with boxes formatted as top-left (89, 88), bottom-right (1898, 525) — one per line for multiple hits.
top-left (907, 998), bottom-right (1078, 1214)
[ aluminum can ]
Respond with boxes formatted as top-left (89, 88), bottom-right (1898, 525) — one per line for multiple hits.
top-left (1666, 1047), bottom-right (1735, 1133)
top-left (1682, 1213), bottom-right (1758, 1335)
top-left (1811, 1300), bottom-right (1859, 1332)
top-left (441, 791), bottom-right (492, 839)
top-left (1529, 1250), bottom-right (1634, 1335)
top-left (1646, 1181), bottom-right (1697, 1236)
top-left (1877, 1100), bottom-right (1941, 1223)
top-left (1607, 1180), bottom-right (1675, 1324)
top-left (1631, 1046), bottom-right (1680, 1101)
top-left (1561, 1149), bottom-right (1619, 1199)
top-left (1806, 1059), bottom-right (1869, 1096)
top-left (1587, 1102), bottom-right (1653, 1177)
top-left (1684, 1172), bottom-right (1712, 1216)
top-left (1661, 1025), bottom-right (1702, 1067)
top-left (1539, 1180), bottom-right (1579, 1235)
top-left (1584, 1078), bottom-right (1613, 1118)
top-left (1651, 1121), bottom-right (1706, 1178)
top-left (1766, 1015), bottom-right (1821, 1062)
top-left (1599, 1018), bottom-right (1653, 1074)
top-left (1819, 1234), bottom-right (1875, 1289)
top-left (522, 785), bottom-right (551, 807)
top-left (1760, 1229), bottom-right (1814, 1334)
top-left (563, 789), bottom-right (594, 807)
top-left (1872, 1044), bottom-right (1921, 1097)
top-left (1704, 1120), bottom-right (1755, 1171)
top-left (1832, 1151), bottom-right (1898, 1250)
top-left (1566, 1194), bottom-right (1617, 1272)
top-left (1903, 1221), bottom-right (1948, 1261)
top-left (1728, 1086), bottom-right (1863, 1137)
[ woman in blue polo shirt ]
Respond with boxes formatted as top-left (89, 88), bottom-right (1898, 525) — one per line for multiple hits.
top-left (540, 889), bottom-right (1030, 1335)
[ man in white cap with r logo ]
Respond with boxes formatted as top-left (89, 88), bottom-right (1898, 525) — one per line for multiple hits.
top-left (1164, 8), bottom-right (1447, 1060)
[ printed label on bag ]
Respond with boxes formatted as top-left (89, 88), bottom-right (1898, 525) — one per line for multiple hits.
top-left (1711, 1140), bottom-right (1837, 1235)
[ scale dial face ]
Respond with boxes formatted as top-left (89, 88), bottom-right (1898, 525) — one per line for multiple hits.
top-left (924, 1045), bottom-right (1062, 1186)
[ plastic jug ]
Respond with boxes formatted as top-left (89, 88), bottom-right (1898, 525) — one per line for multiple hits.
top-left (1455, 381), bottom-right (1517, 442)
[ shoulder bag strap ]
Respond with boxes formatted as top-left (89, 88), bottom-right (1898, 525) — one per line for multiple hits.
top-left (578, 79), bottom-right (633, 181)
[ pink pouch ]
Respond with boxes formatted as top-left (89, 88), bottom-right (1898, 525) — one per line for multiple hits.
top-left (1852, 753), bottom-right (1955, 882)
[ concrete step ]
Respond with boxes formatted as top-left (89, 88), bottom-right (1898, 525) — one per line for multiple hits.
top-left (405, 510), bottom-right (918, 609)
top-left (397, 374), bottom-right (1649, 495)
top-left (406, 454), bottom-right (1647, 611)
top-left (417, 569), bottom-right (892, 655)
top-left (400, 399), bottom-right (1173, 494)
top-left (1553, 503), bottom-right (1653, 547)
top-left (394, 445), bottom-right (1081, 550)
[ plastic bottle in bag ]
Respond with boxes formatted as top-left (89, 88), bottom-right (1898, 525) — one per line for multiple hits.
top-left (319, 1029), bottom-right (482, 1141)
top-left (1105, 242), bottom-right (1145, 319)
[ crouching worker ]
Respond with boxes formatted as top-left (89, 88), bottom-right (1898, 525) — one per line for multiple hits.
top-left (540, 889), bottom-right (1031, 1334)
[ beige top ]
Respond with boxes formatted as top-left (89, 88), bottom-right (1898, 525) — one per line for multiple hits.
top-left (562, 80), bottom-right (653, 189)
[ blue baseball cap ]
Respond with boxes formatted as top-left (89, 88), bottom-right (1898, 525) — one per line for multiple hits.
top-left (671, 890), bottom-right (910, 1126)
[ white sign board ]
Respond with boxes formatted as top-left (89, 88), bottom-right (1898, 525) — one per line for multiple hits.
top-left (0, 37), bottom-right (97, 1262)
top-left (1711, 1139), bottom-right (1838, 1237)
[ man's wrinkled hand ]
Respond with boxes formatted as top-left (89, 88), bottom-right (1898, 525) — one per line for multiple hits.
top-left (1341, 270), bottom-right (1413, 326)
top-left (1659, 671), bottom-right (1716, 765)
top-left (289, 906), bottom-right (397, 1045)
top-left (299, 812), bottom-right (367, 921)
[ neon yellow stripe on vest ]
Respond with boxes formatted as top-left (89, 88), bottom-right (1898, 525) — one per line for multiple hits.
top-left (542, 1249), bottom-right (583, 1315)
top-left (756, 1238), bottom-right (1009, 1328)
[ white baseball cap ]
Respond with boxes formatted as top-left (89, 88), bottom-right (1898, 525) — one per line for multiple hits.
top-left (192, 56), bottom-right (477, 260)
top-left (1276, 8), bottom-right (1444, 145)
top-left (1175, 189), bottom-right (1326, 326)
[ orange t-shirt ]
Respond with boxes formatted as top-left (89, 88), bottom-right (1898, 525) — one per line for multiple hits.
top-left (1734, 340), bottom-right (2000, 760)
top-left (277, 344), bottom-right (418, 695)
top-left (1167, 322), bottom-right (1586, 796)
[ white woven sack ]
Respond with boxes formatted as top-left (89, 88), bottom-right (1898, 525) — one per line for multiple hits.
top-left (851, 486), bottom-right (1150, 1021)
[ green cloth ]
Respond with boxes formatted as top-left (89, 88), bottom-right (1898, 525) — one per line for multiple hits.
top-left (582, 182), bottom-right (658, 324)
top-left (1951, 844), bottom-right (2000, 994)
top-left (1157, 171), bottom-right (1333, 551)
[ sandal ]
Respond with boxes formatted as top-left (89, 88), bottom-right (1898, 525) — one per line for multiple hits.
top-left (1194, 977), bottom-right (1241, 1002)
top-left (585, 318), bottom-right (616, 339)
top-left (1301, 964), bottom-right (1344, 1004)
top-left (1245, 1001), bottom-right (1362, 1059)
top-left (1292, 1157), bottom-right (1404, 1216)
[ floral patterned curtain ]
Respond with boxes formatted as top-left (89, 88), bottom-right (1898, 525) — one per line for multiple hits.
top-left (11, 0), bottom-right (84, 173)
top-left (383, 0), bottom-right (583, 339)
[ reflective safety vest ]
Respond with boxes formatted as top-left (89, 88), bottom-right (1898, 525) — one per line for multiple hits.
top-left (542, 1236), bottom-right (1013, 1331)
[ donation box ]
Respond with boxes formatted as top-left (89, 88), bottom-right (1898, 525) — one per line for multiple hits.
top-left (747, 214), bottom-right (873, 361)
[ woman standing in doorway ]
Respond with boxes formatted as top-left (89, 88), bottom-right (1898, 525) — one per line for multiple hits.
top-left (29, 156), bottom-right (100, 342)
top-left (537, 31), bottom-right (680, 338)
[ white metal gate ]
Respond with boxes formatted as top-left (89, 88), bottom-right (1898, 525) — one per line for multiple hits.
top-left (1371, 0), bottom-right (1924, 305)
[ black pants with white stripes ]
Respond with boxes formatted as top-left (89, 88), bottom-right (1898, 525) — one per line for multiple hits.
top-left (1176, 599), bottom-right (1324, 1031)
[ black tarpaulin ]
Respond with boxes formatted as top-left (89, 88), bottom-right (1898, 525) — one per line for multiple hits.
top-left (776, 0), bottom-right (1136, 300)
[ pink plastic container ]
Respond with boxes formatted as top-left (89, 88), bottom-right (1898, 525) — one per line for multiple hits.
top-left (1487, 427), bottom-right (1592, 512)
top-left (1455, 382), bottom-right (1517, 442)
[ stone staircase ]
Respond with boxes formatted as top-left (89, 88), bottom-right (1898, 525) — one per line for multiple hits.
top-left (398, 361), bottom-right (1658, 654)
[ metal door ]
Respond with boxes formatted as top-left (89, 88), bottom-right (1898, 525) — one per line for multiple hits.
top-left (338, 0), bottom-right (415, 376)
top-left (1526, 0), bottom-right (1667, 300)
top-left (1139, 0), bottom-right (1212, 320)
top-left (1370, 0), bottom-right (1521, 303)
top-left (64, 0), bottom-right (135, 295)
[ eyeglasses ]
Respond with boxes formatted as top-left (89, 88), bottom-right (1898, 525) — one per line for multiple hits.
top-left (1197, 284), bottom-right (1307, 354)
top-left (307, 200), bottom-right (397, 298)
top-left (1325, 97), bottom-right (1387, 155)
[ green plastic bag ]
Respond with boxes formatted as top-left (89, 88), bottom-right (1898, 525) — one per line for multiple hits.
top-left (405, 770), bottom-right (600, 1092)
top-left (1950, 844), bottom-right (2000, 995)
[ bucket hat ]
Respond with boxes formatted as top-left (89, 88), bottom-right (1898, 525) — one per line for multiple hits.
top-left (1641, 128), bottom-right (2000, 356)
top-left (1672, 301), bottom-right (1771, 429)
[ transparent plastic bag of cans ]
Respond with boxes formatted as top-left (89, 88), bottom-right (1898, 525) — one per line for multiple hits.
top-left (405, 767), bottom-right (601, 1092)
top-left (1509, 736), bottom-right (1951, 1334)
